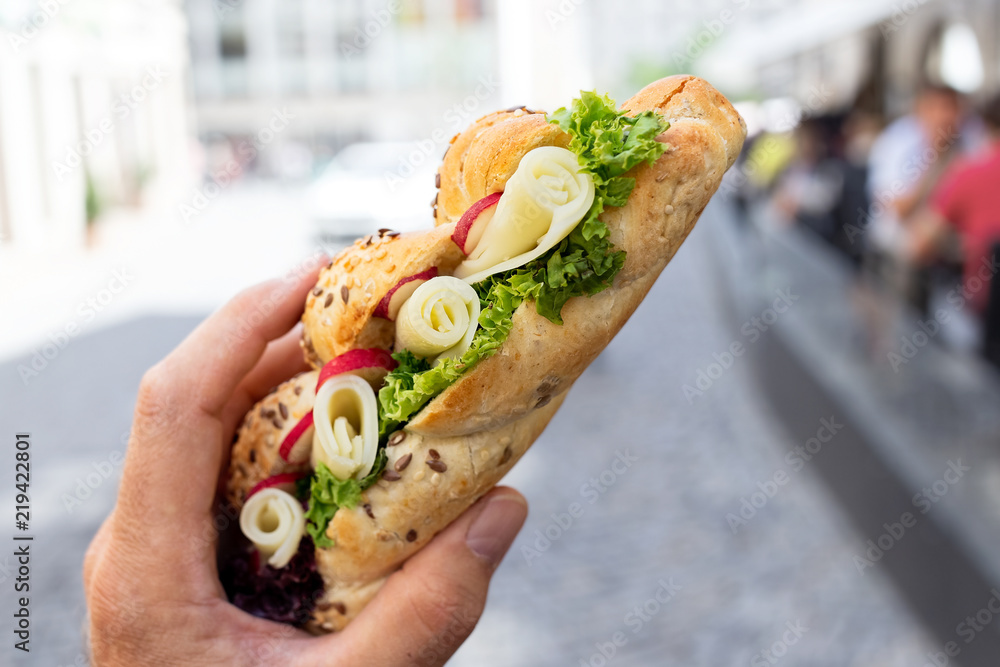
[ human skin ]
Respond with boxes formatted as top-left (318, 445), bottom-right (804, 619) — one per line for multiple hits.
top-left (83, 259), bottom-right (528, 666)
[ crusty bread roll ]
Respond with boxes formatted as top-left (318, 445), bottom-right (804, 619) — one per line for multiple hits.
top-left (226, 371), bottom-right (318, 507)
top-left (434, 107), bottom-right (569, 225)
top-left (227, 75), bottom-right (745, 632)
top-left (300, 224), bottom-right (464, 367)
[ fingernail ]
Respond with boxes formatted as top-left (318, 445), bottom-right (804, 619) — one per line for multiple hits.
top-left (466, 493), bottom-right (527, 568)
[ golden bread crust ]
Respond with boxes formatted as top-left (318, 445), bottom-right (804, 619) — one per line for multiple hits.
top-left (225, 371), bottom-right (318, 509)
top-left (301, 226), bottom-right (464, 366)
top-left (434, 109), bottom-right (569, 225)
top-left (305, 394), bottom-right (565, 632)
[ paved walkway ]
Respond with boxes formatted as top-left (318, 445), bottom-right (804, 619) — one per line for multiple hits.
top-left (0, 200), bottom-right (938, 666)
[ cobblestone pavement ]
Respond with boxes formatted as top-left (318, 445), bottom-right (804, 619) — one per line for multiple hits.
top-left (0, 211), bottom-right (938, 666)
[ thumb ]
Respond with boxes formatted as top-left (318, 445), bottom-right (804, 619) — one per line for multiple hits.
top-left (319, 487), bottom-right (528, 666)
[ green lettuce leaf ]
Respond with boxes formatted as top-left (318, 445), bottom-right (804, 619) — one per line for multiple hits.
top-left (303, 450), bottom-right (387, 548)
top-left (378, 283), bottom-right (523, 434)
top-left (521, 90), bottom-right (669, 323)
top-left (374, 91), bottom-right (668, 433)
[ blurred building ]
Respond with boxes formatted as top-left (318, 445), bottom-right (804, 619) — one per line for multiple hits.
top-left (0, 0), bottom-right (191, 249)
top-left (699, 0), bottom-right (1000, 117)
top-left (184, 0), bottom-right (501, 164)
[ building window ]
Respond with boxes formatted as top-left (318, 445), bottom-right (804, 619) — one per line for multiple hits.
top-left (219, 6), bottom-right (247, 60)
top-left (276, 0), bottom-right (307, 58)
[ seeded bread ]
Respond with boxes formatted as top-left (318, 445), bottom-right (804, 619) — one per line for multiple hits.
top-left (230, 75), bottom-right (745, 633)
top-left (300, 224), bottom-right (464, 367)
top-left (225, 371), bottom-right (318, 509)
top-left (433, 107), bottom-right (569, 225)
top-left (306, 393), bottom-right (566, 633)
top-left (225, 380), bottom-right (565, 633)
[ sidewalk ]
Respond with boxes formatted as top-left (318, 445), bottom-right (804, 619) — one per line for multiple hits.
top-left (0, 181), bottom-right (332, 366)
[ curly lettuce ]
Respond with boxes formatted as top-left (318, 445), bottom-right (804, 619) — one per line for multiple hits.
top-left (303, 451), bottom-right (386, 548)
top-left (376, 91), bottom-right (669, 432)
top-left (378, 279), bottom-right (522, 437)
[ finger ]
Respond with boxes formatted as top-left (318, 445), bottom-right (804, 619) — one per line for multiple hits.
top-left (165, 258), bottom-right (324, 417)
top-left (220, 323), bottom-right (312, 439)
top-left (302, 487), bottom-right (528, 667)
top-left (113, 259), bottom-right (323, 564)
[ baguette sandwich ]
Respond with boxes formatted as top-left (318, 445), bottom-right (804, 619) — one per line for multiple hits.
top-left (220, 75), bottom-right (746, 633)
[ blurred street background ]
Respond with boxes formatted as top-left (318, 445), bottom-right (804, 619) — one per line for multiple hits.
top-left (2, 0), bottom-right (1000, 665)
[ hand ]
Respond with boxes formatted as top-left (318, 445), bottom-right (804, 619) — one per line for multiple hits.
top-left (83, 261), bottom-right (529, 666)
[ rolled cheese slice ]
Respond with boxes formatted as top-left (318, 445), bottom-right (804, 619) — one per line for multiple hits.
top-left (239, 488), bottom-right (306, 569)
top-left (454, 146), bottom-right (595, 284)
top-left (312, 374), bottom-right (379, 480)
top-left (394, 276), bottom-right (481, 362)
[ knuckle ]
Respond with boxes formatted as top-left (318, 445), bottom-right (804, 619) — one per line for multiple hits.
top-left (134, 363), bottom-right (175, 431)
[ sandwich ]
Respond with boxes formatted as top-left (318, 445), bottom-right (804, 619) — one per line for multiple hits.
top-left (219, 75), bottom-right (746, 633)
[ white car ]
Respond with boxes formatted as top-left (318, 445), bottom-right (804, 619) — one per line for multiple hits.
top-left (307, 142), bottom-right (439, 240)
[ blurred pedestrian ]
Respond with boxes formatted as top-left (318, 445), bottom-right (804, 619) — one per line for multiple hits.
top-left (910, 93), bottom-right (1000, 359)
top-left (771, 120), bottom-right (843, 242)
top-left (771, 113), bottom-right (879, 267)
top-left (864, 84), bottom-right (975, 312)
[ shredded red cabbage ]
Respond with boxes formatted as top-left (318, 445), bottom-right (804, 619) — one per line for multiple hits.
top-left (219, 537), bottom-right (324, 626)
